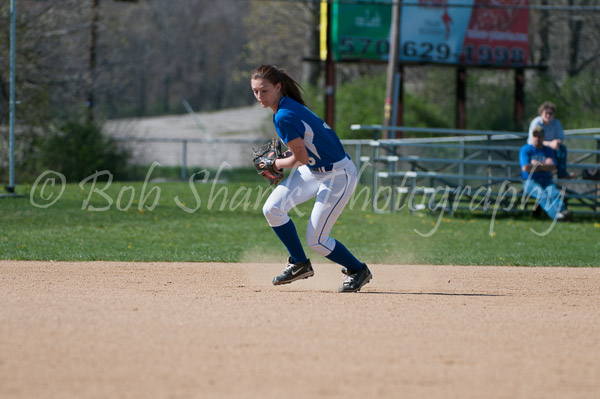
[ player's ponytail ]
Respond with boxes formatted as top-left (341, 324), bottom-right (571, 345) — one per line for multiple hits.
top-left (251, 65), bottom-right (306, 106)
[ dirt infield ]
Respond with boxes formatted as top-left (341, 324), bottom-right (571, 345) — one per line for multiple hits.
top-left (1, 261), bottom-right (599, 399)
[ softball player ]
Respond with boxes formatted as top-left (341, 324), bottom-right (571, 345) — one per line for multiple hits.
top-left (250, 65), bottom-right (372, 293)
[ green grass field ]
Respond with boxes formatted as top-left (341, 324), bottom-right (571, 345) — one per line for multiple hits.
top-left (1, 177), bottom-right (599, 266)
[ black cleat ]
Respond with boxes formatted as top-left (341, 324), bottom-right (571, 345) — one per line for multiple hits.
top-left (338, 264), bottom-right (372, 293)
top-left (272, 257), bottom-right (314, 285)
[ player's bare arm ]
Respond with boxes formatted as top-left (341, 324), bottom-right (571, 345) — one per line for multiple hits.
top-left (522, 158), bottom-right (556, 173)
top-left (544, 139), bottom-right (561, 150)
top-left (274, 137), bottom-right (309, 169)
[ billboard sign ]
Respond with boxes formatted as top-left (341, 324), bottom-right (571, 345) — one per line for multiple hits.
top-left (329, 0), bottom-right (529, 66)
top-left (400, 0), bottom-right (474, 64)
top-left (459, 0), bottom-right (529, 65)
top-left (331, 0), bottom-right (393, 61)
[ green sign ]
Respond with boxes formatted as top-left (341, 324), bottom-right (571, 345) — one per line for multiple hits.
top-left (331, 0), bottom-right (393, 61)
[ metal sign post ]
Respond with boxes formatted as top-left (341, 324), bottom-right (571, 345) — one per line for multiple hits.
top-left (383, 1), bottom-right (401, 139)
top-left (8, 0), bottom-right (16, 193)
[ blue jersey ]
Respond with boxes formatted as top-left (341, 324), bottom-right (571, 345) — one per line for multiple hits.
top-left (519, 144), bottom-right (556, 185)
top-left (273, 97), bottom-right (346, 168)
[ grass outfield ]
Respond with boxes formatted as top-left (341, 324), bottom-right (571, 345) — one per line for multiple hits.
top-left (1, 179), bottom-right (599, 266)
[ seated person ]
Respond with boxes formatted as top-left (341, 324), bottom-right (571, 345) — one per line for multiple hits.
top-left (520, 126), bottom-right (571, 221)
top-left (528, 101), bottom-right (574, 179)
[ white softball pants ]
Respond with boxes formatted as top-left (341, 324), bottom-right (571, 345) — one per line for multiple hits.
top-left (262, 156), bottom-right (358, 257)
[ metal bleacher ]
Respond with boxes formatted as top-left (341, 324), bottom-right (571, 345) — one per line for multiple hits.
top-left (346, 125), bottom-right (600, 217)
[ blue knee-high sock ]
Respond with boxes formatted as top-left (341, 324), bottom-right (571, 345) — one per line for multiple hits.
top-left (272, 220), bottom-right (308, 264)
top-left (326, 240), bottom-right (364, 271)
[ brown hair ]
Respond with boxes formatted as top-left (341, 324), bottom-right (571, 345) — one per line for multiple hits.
top-left (538, 101), bottom-right (557, 116)
top-left (251, 65), bottom-right (306, 106)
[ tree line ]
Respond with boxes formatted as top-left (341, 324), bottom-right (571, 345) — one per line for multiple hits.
top-left (1, 1), bottom-right (599, 122)
top-left (1, 0), bottom-right (600, 182)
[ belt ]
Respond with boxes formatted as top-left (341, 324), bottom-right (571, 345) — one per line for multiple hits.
top-left (309, 154), bottom-right (350, 173)
top-left (310, 164), bottom-right (334, 173)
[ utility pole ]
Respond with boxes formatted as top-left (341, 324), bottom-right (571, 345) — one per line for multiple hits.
top-left (324, 0), bottom-right (335, 129)
top-left (383, 0), bottom-right (401, 139)
top-left (87, 0), bottom-right (99, 124)
top-left (7, 0), bottom-right (16, 193)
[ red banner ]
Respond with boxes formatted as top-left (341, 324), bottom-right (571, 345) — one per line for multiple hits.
top-left (459, 0), bottom-right (529, 66)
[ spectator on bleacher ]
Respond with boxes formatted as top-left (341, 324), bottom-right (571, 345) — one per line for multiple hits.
top-left (528, 101), bottom-right (575, 179)
top-left (520, 126), bottom-right (571, 221)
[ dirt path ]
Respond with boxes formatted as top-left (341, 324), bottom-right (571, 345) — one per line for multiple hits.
top-left (103, 105), bottom-right (273, 168)
top-left (1, 261), bottom-right (599, 399)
